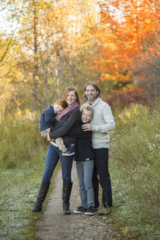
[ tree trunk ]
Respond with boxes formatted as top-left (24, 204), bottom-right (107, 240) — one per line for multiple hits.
top-left (32, 3), bottom-right (38, 111)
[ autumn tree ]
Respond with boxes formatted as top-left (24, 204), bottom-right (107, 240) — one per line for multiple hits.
top-left (87, 0), bottom-right (160, 104)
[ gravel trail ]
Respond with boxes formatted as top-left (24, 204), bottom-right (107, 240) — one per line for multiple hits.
top-left (36, 162), bottom-right (120, 240)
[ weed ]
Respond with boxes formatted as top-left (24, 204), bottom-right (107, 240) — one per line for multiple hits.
top-left (109, 104), bottom-right (160, 239)
top-left (0, 113), bottom-right (60, 239)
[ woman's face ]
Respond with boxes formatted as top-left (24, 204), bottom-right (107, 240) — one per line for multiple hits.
top-left (66, 90), bottom-right (77, 105)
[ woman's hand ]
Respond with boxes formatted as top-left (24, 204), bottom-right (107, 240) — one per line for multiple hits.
top-left (46, 128), bottom-right (50, 133)
top-left (82, 123), bottom-right (92, 131)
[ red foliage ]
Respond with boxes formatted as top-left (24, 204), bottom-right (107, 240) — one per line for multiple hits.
top-left (103, 90), bottom-right (148, 110)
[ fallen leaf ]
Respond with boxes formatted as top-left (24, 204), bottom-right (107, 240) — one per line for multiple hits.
top-left (42, 229), bottom-right (49, 231)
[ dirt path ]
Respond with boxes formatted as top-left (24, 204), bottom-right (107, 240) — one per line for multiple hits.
top-left (36, 162), bottom-right (120, 240)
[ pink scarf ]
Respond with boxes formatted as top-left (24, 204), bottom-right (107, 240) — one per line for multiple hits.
top-left (56, 101), bottom-right (79, 121)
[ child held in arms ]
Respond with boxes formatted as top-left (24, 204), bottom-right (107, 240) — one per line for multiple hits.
top-left (50, 106), bottom-right (95, 215)
top-left (39, 99), bottom-right (75, 156)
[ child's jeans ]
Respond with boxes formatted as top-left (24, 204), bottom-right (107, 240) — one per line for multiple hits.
top-left (76, 160), bottom-right (95, 209)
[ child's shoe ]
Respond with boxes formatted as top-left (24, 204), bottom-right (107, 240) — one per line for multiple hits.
top-left (62, 149), bottom-right (75, 156)
top-left (85, 206), bottom-right (95, 215)
top-left (74, 206), bottom-right (87, 214)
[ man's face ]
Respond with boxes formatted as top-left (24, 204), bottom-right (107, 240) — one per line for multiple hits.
top-left (54, 104), bottom-right (64, 114)
top-left (81, 109), bottom-right (93, 123)
top-left (85, 85), bottom-right (99, 101)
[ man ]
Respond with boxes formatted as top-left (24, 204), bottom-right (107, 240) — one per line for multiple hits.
top-left (81, 82), bottom-right (115, 214)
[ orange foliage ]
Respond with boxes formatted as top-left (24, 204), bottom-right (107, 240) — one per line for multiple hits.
top-left (89, 0), bottom-right (160, 92)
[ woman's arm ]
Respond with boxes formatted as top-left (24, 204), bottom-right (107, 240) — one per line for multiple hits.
top-left (49, 108), bottom-right (81, 139)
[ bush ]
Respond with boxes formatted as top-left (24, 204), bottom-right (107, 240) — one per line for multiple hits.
top-left (110, 104), bottom-right (160, 239)
top-left (0, 111), bottom-right (48, 169)
top-left (104, 90), bottom-right (148, 113)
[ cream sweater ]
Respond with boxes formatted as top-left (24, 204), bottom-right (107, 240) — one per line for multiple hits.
top-left (81, 97), bottom-right (115, 149)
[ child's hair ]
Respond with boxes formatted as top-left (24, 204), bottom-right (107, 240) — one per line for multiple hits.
top-left (55, 99), bottom-right (68, 109)
top-left (82, 106), bottom-right (93, 116)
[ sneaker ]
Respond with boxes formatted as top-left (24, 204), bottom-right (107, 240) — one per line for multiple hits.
top-left (85, 206), bottom-right (95, 215)
top-left (62, 149), bottom-right (75, 156)
top-left (74, 206), bottom-right (87, 214)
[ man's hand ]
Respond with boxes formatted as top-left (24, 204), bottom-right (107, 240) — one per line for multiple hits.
top-left (82, 123), bottom-right (92, 131)
top-left (46, 128), bottom-right (50, 133)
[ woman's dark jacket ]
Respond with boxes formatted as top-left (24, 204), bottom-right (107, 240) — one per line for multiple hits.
top-left (66, 124), bottom-right (95, 161)
top-left (49, 108), bottom-right (81, 147)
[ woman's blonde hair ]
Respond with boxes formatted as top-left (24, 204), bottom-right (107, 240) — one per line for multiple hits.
top-left (63, 86), bottom-right (80, 105)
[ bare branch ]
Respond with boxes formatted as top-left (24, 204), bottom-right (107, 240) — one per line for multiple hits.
top-left (0, 20), bottom-right (19, 64)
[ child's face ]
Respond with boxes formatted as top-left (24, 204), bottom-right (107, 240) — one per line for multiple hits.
top-left (81, 109), bottom-right (93, 123)
top-left (54, 104), bottom-right (64, 114)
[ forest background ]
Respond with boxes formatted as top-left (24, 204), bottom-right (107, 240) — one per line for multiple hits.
top-left (0, 0), bottom-right (160, 239)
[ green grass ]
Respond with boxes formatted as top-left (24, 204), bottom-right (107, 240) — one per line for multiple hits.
top-left (0, 113), bottom-right (61, 239)
top-left (0, 161), bottom-right (61, 240)
top-left (109, 105), bottom-right (160, 240)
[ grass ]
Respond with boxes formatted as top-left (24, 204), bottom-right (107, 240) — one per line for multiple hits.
top-left (0, 161), bottom-right (61, 240)
top-left (0, 112), bottom-right (61, 240)
top-left (1, 105), bottom-right (160, 239)
top-left (109, 104), bottom-right (160, 240)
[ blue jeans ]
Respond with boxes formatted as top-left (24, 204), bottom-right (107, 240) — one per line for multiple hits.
top-left (76, 160), bottom-right (95, 208)
top-left (43, 143), bottom-right (75, 182)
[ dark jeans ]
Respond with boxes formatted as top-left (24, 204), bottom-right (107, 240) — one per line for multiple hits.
top-left (42, 143), bottom-right (75, 182)
top-left (92, 148), bottom-right (112, 208)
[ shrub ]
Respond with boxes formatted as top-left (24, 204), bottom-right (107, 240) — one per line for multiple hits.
top-left (110, 104), bottom-right (160, 239)
top-left (0, 111), bottom-right (48, 169)
top-left (104, 90), bottom-right (148, 113)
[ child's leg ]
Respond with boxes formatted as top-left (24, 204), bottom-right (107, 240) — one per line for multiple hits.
top-left (41, 130), bottom-right (48, 138)
top-left (76, 161), bottom-right (87, 209)
top-left (83, 160), bottom-right (95, 208)
top-left (55, 138), bottom-right (67, 152)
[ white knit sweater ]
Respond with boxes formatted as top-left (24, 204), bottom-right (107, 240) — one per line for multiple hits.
top-left (81, 97), bottom-right (115, 149)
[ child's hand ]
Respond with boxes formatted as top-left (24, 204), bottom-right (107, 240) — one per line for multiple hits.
top-left (82, 123), bottom-right (92, 131)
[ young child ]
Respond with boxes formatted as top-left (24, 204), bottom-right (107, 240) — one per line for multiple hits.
top-left (66, 106), bottom-right (96, 215)
top-left (39, 99), bottom-right (75, 156)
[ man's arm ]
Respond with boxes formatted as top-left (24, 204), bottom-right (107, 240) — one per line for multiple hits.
top-left (83, 105), bottom-right (115, 133)
top-left (49, 109), bottom-right (81, 139)
top-left (92, 106), bottom-right (115, 133)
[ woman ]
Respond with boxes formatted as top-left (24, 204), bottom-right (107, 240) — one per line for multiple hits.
top-left (32, 86), bottom-right (81, 214)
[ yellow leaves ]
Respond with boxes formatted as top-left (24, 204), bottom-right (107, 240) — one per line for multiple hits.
top-left (104, 73), bottom-right (111, 80)
top-left (121, 230), bottom-right (128, 235)
top-left (145, 19), bottom-right (151, 24)
top-left (15, 100), bottom-right (21, 106)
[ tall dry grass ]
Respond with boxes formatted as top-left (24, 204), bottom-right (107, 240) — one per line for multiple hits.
top-left (110, 105), bottom-right (160, 239)
top-left (0, 110), bottom-right (48, 169)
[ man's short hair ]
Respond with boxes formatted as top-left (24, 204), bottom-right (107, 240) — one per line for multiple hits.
top-left (83, 81), bottom-right (101, 99)
top-left (82, 106), bottom-right (94, 116)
